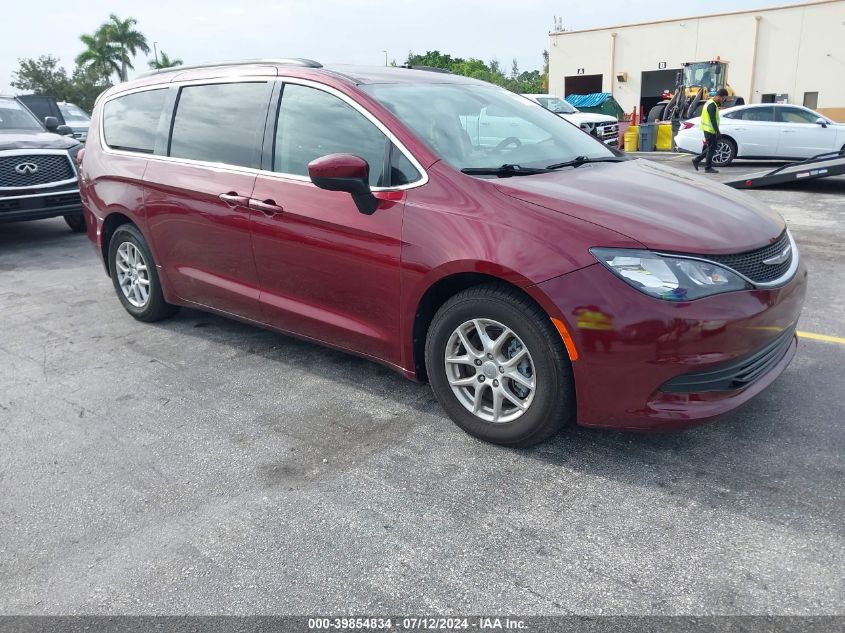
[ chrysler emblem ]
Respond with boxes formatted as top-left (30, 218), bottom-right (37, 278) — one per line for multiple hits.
top-left (763, 244), bottom-right (791, 266)
top-left (14, 162), bottom-right (39, 175)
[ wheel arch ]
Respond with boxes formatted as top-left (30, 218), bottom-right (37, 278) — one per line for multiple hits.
top-left (410, 270), bottom-right (562, 382)
top-left (720, 134), bottom-right (738, 155)
top-left (100, 212), bottom-right (135, 276)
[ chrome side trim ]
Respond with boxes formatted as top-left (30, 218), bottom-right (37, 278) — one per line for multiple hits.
top-left (0, 188), bottom-right (79, 200)
top-left (0, 149), bottom-right (78, 191)
top-left (97, 75), bottom-right (429, 192)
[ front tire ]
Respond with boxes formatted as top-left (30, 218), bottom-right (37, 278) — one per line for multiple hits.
top-left (108, 223), bottom-right (177, 322)
top-left (64, 213), bottom-right (86, 233)
top-left (713, 137), bottom-right (737, 166)
top-left (425, 284), bottom-right (575, 447)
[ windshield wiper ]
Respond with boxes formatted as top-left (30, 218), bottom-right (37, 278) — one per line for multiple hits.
top-left (461, 164), bottom-right (552, 178)
top-left (546, 156), bottom-right (628, 170)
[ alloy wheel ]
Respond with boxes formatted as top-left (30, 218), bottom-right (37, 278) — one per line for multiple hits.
top-left (115, 242), bottom-right (150, 308)
top-left (713, 141), bottom-right (733, 165)
top-left (444, 318), bottom-right (536, 423)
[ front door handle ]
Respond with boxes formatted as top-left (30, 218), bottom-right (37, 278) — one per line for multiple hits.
top-left (249, 198), bottom-right (284, 216)
top-left (219, 192), bottom-right (250, 207)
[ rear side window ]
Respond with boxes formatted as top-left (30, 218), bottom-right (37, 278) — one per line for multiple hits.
top-left (169, 82), bottom-right (268, 168)
top-left (739, 107), bottom-right (775, 122)
top-left (103, 89), bottom-right (167, 154)
top-left (274, 83), bottom-right (388, 186)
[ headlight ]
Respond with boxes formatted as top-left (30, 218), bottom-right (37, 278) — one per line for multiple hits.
top-left (590, 248), bottom-right (751, 301)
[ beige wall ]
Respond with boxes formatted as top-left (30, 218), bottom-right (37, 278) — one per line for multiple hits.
top-left (549, 0), bottom-right (845, 120)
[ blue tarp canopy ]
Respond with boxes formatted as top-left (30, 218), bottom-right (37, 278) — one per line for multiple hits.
top-left (565, 92), bottom-right (625, 119)
top-left (565, 92), bottom-right (612, 108)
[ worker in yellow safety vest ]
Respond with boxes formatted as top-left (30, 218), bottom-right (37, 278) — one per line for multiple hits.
top-left (693, 88), bottom-right (729, 174)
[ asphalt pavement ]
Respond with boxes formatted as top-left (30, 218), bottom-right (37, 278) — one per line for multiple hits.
top-left (1, 156), bottom-right (843, 615)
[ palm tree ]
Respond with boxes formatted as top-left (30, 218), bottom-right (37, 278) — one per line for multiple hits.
top-left (148, 51), bottom-right (183, 70)
top-left (100, 14), bottom-right (149, 81)
top-left (75, 33), bottom-right (120, 83)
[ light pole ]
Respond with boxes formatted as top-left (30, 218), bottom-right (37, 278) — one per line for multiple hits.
top-left (153, 41), bottom-right (159, 66)
top-left (382, 50), bottom-right (388, 67)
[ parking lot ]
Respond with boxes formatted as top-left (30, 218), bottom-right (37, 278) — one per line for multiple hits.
top-left (1, 155), bottom-right (843, 615)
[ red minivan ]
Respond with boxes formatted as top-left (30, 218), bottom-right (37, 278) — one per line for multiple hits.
top-left (79, 59), bottom-right (806, 446)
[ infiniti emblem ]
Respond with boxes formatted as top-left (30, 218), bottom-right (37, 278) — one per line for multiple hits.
top-left (763, 244), bottom-right (791, 266)
top-left (14, 162), bottom-right (39, 175)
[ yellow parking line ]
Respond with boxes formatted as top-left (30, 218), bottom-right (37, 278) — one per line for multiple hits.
top-left (797, 330), bottom-right (845, 345)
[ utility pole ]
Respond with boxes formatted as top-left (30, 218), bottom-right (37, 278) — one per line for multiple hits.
top-left (153, 42), bottom-right (159, 65)
top-left (383, 50), bottom-right (388, 67)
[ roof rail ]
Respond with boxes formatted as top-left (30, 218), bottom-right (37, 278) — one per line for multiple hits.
top-left (137, 58), bottom-right (322, 79)
top-left (402, 65), bottom-right (453, 74)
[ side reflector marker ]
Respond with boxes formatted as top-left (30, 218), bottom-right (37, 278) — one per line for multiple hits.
top-left (551, 317), bottom-right (579, 361)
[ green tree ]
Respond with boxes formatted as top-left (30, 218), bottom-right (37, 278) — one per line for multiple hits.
top-left (406, 50), bottom-right (464, 70)
top-left (11, 55), bottom-right (110, 112)
top-left (100, 14), bottom-right (149, 81)
top-left (11, 56), bottom-right (71, 97)
top-left (75, 33), bottom-right (120, 83)
top-left (405, 49), bottom-right (546, 95)
top-left (67, 64), bottom-right (112, 112)
top-left (148, 51), bottom-right (183, 70)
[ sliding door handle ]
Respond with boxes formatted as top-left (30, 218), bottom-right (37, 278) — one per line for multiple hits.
top-left (219, 192), bottom-right (250, 207)
top-left (249, 198), bottom-right (284, 216)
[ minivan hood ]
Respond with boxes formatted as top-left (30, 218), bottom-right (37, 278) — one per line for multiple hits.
top-left (494, 159), bottom-right (785, 255)
top-left (0, 131), bottom-right (79, 151)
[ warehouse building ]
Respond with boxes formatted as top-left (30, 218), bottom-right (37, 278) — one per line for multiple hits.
top-left (548, 0), bottom-right (845, 121)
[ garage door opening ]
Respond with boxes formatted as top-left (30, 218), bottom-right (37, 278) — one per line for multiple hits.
top-left (640, 68), bottom-right (680, 122)
top-left (565, 74), bottom-right (603, 98)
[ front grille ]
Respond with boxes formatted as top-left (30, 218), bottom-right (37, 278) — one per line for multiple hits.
top-left (661, 326), bottom-right (796, 393)
top-left (0, 154), bottom-right (75, 188)
top-left (706, 230), bottom-right (793, 283)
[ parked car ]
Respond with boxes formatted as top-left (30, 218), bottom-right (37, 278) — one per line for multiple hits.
top-left (522, 94), bottom-right (619, 147)
top-left (80, 60), bottom-right (806, 446)
top-left (675, 103), bottom-right (845, 166)
top-left (57, 102), bottom-right (91, 142)
top-left (16, 95), bottom-right (69, 131)
top-left (0, 95), bottom-right (85, 231)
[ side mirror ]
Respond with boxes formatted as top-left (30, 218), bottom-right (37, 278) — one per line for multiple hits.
top-left (815, 117), bottom-right (828, 128)
top-left (308, 153), bottom-right (379, 215)
top-left (44, 116), bottom-right (59, 132)
top-left (57, 124), bottom-right (75, 136)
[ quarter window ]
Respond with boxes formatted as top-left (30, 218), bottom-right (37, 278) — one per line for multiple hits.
top-left (389, 144), bottom-right (421, 186)
top-left (169, 82), bottom-right (269, 168)
top-left (274, 84), bottom-right (388, 186)
top-left (103, 89), bottom-right (167, 153)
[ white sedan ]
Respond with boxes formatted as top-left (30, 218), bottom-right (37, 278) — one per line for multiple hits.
top-left (674, 104), bottom-right (845, 166)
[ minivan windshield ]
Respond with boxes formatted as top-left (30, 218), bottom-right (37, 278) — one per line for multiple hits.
top-left (533, 96), bottom-right (578, 114)
top-left (0, 98), bottom-right (44, 132)
top-left (361, 83), bottom-right (614, 172)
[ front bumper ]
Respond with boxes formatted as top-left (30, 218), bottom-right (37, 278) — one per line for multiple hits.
top-left (0, 187), bottom-right (82, 223)
top-left (538, 260), bottom-right (808, 430)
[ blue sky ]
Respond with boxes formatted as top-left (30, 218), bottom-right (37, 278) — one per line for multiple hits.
top-left (1, 0), bottom-right (812, 94)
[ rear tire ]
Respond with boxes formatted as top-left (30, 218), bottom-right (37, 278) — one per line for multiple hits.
top-left (425, 284), bottom-right (575, 447)
top-left (713, 137), bottom-right (737, 166)
top-left (64, 213), bottom-right (86, 233)
top-left (108, 224), bottom-right (178, 322)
